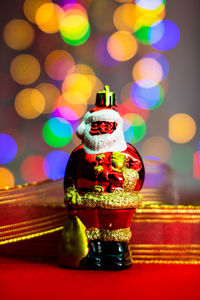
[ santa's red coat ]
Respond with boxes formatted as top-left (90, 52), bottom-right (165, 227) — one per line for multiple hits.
top-left (64, 143), bottom-right (145, 194)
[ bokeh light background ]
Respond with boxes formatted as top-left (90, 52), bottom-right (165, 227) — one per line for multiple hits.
top-left (0, 0), bottom-right (199, 200)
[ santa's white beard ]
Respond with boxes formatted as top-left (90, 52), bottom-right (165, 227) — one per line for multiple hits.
top-left (76, 108), bottom-right (127, 154)
top-left (82, 127), bottom-right (127, 154)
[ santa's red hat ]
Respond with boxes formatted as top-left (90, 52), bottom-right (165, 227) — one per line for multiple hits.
top-left (76, 85), bottom-right (127, 154)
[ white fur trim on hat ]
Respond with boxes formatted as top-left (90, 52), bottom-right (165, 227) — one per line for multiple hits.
top-left (87, 109), bottom-right (123, 123)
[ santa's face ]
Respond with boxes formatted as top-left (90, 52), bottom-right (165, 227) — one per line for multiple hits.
top-left (90, 121), bottom-right (117, 135)
top-left (76, 109), bottom-right (127, 154)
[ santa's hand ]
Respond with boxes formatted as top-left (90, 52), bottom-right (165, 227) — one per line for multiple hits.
top-left (111, 152), bottom-right (126, 171)
top-left (64, 187), bottom-right (79, 208)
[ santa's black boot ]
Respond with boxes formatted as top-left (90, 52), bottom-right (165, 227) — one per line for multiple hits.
top-left (102, 241), bottom-right (132, 270)
top-left (80, 240), bottom-right (103, 269)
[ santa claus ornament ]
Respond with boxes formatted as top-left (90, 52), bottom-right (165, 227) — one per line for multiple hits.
top-left (59, 85), bottom-right (145, 270)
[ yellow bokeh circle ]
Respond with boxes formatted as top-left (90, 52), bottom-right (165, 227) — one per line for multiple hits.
top-left (69, 64), bottom-right (103, 104)
top-left (23, 0), bottom-right (52, 23)
top-left (35, 3), bottom-right (64, 34)
top-left (62, 91), bottom-right (87, 105)
top-left (72, 64), bottom-right (96, 87)
top-left (62, 73), bottom-right (92, 101)
top-left (0, 168), bottom-right (15, 188)
top-left (10, 54), bottom-right (41, 85)
top-left (36, 83), bottom-right (60, 114)
top-left (15, 88), bottom-right (45, 119)
top-left (113, 4), bottom-right (136, 32)
top-left (44, 50), bottom-right (75, 80)
top-left (3, 19), bottom-right (35, 50)
top-left (107, 31), bottom-right (138, 61)
top-left (169, 113), bottom-right (196, 143)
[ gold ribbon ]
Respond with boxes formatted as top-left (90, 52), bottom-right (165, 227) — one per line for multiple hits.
top-left (0, 227), bottom-right (63, 245)
top-left (129, 244), bottom-right (200, 264)
top-left (131, 260), bottom-right (200, 265)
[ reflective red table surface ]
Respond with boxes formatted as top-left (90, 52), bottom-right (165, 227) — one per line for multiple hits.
top-left (1, 256), bottom-right (200, 300)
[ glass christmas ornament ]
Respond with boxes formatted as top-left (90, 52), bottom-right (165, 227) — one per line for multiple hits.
top-left (59, 85), bottom-right (145, 270)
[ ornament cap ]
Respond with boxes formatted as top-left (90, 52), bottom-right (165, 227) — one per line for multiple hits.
top-left (95, 85), bottom-right (116, 107)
